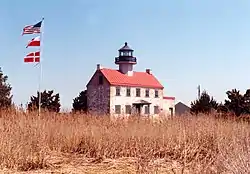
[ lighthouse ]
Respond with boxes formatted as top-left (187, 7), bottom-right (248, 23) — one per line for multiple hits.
top-left (115, 42), bottom-right (137, 76)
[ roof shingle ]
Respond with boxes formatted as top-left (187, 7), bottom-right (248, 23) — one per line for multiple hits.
top-left (100, 68), bottom-right (164, 89)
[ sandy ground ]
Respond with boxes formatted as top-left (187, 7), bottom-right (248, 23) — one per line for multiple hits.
top-left (0, 153), bottom-right (188, 174)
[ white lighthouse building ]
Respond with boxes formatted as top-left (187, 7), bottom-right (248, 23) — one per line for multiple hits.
top-left (86, 42), bottom-right (175, 117)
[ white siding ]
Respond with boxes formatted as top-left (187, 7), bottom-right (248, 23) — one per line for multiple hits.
top-left (162, 99), bottom-right (175, 116)
top-left (109, 86), bottom-right (164, 117)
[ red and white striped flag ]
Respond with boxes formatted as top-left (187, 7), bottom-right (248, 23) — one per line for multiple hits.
top-left (26, 36), bottom-right (40, 48)
top-left (22, 19), bottom-right (43, 35)
top-left (24, 51), bottom-right (40, 63)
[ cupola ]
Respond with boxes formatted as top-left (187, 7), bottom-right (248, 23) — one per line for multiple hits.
top-left (115, 42), bottom-right (137, 65)
top-left (115, 42), bottom-right (137, 76)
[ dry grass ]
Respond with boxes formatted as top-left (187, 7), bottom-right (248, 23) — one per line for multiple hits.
top-left (0, 110), bottom-right (249, 173)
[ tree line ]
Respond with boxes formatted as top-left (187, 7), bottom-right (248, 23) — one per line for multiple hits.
top-left (0, 68), bottom-right (87, 113)
top-left (190, 89), bottom-right (250, 116)
top-left (1, 67), bottom-right (249, 116)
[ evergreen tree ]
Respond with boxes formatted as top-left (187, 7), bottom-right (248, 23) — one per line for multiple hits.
top-left (27, 90), bottom-right (61, 112)
top-left (0, 68), bottom-right (12, 109)
top-left (190, 90), bottom-right (218, 115)
top-left (223, 88), bottom-right (250, 116)
top-left (72, 90), bottom-right (87, 113)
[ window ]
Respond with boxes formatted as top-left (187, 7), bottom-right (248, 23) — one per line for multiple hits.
top-left (169, 107), bottom-right (173, 117)
top-left (126, 88), bottom-right (131, 97)
top-left (98, 75), bottom-right (103, 85)
top-left (145, 89), bottom-right (149, 97)
top-left (136, 88), bottom-right (140, 97)
top-left (115, 105), bottom-right (121, 114)
top-left (155, 90), bottom-right (159, 98)
top-left (125, 105), bottom-right (132, 114)
top-left (154, 106), bottom-right (159, 114)
top-left (116, 87), bottom-right (121, 96)
top-left (145, 105), bottom-right (150, 114)
top-left (124, 51), bottom-right (129, 56)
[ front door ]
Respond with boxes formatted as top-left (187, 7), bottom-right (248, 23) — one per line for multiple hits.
top-left (135, 104), bottom-right (141, 115)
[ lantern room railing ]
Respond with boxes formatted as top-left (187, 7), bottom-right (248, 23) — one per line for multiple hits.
top-left (115, 57), bottom-right (137, 63)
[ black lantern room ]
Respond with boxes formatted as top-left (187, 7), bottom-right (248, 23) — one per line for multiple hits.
top-left (115, 42), bottom-right (137, 64)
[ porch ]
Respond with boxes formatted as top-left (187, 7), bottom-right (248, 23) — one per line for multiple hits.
top-left (132, 100), bottom-right (151, 116)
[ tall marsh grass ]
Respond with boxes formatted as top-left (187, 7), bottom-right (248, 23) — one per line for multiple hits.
top-left (0, 110), bottom-right (249, 173)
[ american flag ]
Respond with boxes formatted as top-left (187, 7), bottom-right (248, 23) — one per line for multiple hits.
top-left (22, 19), bottom-right (43, 35)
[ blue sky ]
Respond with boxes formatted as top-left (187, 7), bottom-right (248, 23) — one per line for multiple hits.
top-left (1, 0), bottom-right (250, 110)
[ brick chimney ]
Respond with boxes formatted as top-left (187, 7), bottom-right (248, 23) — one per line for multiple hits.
top-left (97, 64), bottom-right (102, 70)
top-left (146, 69), bottom-right (151, 74)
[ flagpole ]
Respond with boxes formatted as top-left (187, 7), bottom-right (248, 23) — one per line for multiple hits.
top-left (38, 18), bottom-right (44, 116)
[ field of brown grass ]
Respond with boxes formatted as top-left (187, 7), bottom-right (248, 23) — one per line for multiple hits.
top-left (0, 110), bottom-right (249, 174)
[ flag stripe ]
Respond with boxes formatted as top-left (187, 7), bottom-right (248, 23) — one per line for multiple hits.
top-left (26, 36), bottom-right (40, 48)
top-left (26, 52), bottom-right (40, 56)
top-left (24, 58), bottom-right (35, 62)
top-left (24, 57), bottom-right (40, 63)
top-left (27, 41), bottom-right (40, 47)
top-left (23, 30), bottom-right (40, 34)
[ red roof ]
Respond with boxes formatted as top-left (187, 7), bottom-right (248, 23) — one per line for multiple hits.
top-left (163, 96), bottom-right (175, 100)
top-left (100, 68), bottom-right (164, 89)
